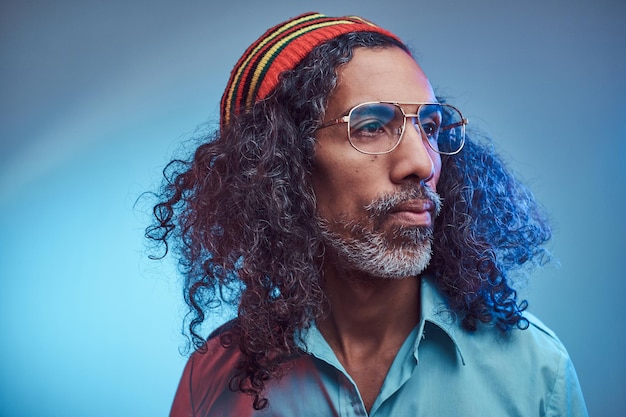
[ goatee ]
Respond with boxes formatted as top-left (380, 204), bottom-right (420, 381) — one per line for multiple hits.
top-left (318, 185), bottom-right (442, 279)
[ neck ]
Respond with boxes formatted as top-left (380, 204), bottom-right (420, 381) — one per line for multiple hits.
top-left (317, 263), bottom-right (421, 357)
top-left (316, 261), bottom-right (422, 413)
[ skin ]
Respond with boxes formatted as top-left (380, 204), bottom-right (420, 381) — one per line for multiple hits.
top-left (312, 46), bottom-right (441, 412)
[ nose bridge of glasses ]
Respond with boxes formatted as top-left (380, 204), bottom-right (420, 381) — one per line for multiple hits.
top-left (400, 111), bottom-right (427, 141)
top-left (393, 110), bottom-right (437, 182)
top-left (396, 112), bottom-right (432, 156)
top-left (399, 101), bottom-right (437, 127)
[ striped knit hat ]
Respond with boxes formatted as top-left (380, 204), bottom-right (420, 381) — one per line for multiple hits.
top-left (220, 12), bottom-right (404, 130)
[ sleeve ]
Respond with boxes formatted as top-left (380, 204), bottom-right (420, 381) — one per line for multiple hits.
top-left (170, 354), bottom-right (197, 417)
top-left (545, 350), bottom-right (589, 417)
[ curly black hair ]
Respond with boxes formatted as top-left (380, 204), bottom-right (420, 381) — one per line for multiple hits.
top-left (146, 32), bottom-right (551, 410)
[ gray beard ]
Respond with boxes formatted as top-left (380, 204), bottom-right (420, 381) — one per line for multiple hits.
top-left (318, 186), bottom-right (442, 279)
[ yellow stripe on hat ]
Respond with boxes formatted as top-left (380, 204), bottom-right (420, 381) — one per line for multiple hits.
top-left (222, 13), bottom-right (323, 125)
top-left (244, 20), bottom-right (358, 109)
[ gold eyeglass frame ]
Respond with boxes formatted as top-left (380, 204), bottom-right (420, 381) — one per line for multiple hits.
top-left (317, 101), bottom-right (468, 156)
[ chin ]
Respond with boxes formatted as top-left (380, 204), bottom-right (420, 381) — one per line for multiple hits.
top-left (366, 244), bottom-right (433, 279)
top-left (325, 228), bottom-right (433, 279)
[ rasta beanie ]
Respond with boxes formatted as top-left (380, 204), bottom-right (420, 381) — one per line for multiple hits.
top-left (219, 12), bottom-right (404, 130)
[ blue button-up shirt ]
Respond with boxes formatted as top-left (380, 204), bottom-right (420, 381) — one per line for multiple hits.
top-left (170, 277), bottom-right (588, 416)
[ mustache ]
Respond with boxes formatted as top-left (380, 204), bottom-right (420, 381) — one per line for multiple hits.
top-left (365, 185), bottom-right (442, 220)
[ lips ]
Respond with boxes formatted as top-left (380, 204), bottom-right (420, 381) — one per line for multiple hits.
top-left (391, 200), bottom-right (434, 214)
top-left (388, 199), bottom-right (435, 226)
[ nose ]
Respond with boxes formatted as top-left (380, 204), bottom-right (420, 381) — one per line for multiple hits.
top-left (389, 121), bottom-right (439, 186)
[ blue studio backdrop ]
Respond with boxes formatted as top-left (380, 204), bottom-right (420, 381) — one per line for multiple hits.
top-left (1, 1), bottom-right (624, 416)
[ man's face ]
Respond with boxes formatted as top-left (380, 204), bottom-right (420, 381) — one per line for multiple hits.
top-left (312, 46), bottom-right (442, 279)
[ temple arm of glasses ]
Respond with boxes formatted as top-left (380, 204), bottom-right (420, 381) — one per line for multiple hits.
top-left (318, 116), bottom-right (350, 130)
top-left (441, 119), bottom-right (469, 130)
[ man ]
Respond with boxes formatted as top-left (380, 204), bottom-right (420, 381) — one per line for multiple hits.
top-left (147, 12), bottom-right (588, 416)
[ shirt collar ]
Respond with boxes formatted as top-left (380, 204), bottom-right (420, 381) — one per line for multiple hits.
top-left (419, 275), bottom-right (466, 365)
top-left (297, 275), bottom-right (465, 365)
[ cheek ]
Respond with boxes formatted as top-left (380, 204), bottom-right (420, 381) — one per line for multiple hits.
top-left (312, 164), bottom-right (353, 212)
top-left (312, 153), bottom-right (372, 217)
top-left (430, 152), bottom-right (442, 191)
top-left (311, 155), bottom-right (341, 215)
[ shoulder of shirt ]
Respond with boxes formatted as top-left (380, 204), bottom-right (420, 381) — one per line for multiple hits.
top-left (521, 311), bottom-right (569, 355)
top-left (187, 319), bottom-right (242, 382)
top-left (207, 318), bottom-right (238, 340)
top-left (421, 277), bottom-right (571, 364)
top-left (173, 320), bottom-right (253, 416)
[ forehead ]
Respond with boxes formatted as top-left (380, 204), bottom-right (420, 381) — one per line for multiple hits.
top-left (327, 46), bottom-right (436, 115)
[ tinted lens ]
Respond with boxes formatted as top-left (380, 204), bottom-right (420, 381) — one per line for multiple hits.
top-left (432, 104), bottom-right (465, 154)
top-left (348, 103), bottom-right (404, 153)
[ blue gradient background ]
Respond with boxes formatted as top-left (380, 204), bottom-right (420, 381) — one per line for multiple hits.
top-left (1, 1), bottom-right (624, 415)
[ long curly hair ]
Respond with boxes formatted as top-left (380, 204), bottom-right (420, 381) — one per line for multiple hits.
top-left (146, 32), bottom-right (551, 409)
